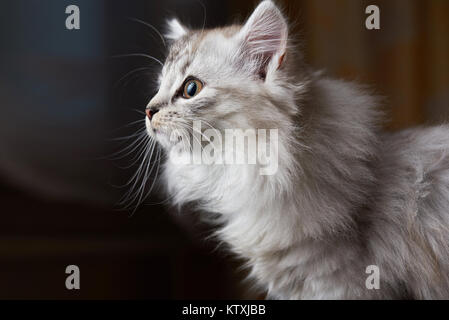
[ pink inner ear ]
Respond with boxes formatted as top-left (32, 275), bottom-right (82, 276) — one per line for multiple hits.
top-left (244, 32), bottom-right (285, 79)
top-left (278, 53), bottom-right (286, 69)
top-left (245, 27), bottom-right (284, 57)
top-left (238, 2), bottom-right (288, 78)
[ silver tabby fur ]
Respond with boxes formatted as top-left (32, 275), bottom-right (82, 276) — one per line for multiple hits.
top-left (143, 1), bottom-right (449, 299)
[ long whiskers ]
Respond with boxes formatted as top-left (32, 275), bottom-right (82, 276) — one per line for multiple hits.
top-left (112, 53), bottom-right (164, 68)
top-left (115, 117), bottom-right (220, 211)
top-left (123, 142), bottom-right (156, 211)
top-left (109, 128), bottom-right (147, 142)
top-left (109, 118), bottom-right (146, 134)
top-left (173, 121), bottom-right (206, 151)
top-left (179, 117), bottom-right (219, 146)
top-left (114, 67), bottom-right (155, 88)
top-left (117, 142), bottom-right (152, 205)
top-left (117, 136), bottom-right (161, 213)
top-left (108, 131), bottom-right (148, 161)
top-left (127, 17), bottom-right (167, 48)
top-left (195, 0), bottom-right (207, 37)
top-left (138, 147), bottom-right (162, 208)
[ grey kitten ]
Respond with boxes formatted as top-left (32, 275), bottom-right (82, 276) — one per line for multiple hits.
top-left (141, 0), bottom-right (449, 299)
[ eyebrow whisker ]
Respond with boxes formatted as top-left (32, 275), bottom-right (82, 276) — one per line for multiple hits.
top-left (112, 54), bottom-right (164, 67)
top-left (127, 17), bottom-right (167, 48)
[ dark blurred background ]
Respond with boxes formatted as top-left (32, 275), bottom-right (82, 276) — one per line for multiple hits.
top-left (0, 0), bottom-right (447, 299)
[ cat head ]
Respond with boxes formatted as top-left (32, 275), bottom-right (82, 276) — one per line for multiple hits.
top-left (145, 0), bottom-right (305, 151)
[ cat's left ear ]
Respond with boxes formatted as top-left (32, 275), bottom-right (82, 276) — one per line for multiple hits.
top-left (165, 18), bottom-right (188, 41)
top-left (236, 1), bottom-right (288, 79)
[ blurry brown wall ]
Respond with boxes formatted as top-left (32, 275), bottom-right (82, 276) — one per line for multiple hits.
top-left (231, 0), bottom-right (449, 130)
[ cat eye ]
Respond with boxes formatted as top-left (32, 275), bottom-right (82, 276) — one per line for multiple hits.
top-left (182, 78), bottom-right (203, 99)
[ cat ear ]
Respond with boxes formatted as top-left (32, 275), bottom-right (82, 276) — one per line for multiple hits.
top-left (165, 18), bottom-right (188, 41)
top-left (236, 1), bottom-right (288, 78)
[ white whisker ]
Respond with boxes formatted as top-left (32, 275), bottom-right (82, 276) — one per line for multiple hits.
top-left (127, 17), bottom-right (167, 48)
top-left (112, 54), bottom-right (164, 67)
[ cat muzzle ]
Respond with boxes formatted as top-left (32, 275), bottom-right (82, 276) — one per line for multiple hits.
top-left (145, 107), bottom-right (160, 120)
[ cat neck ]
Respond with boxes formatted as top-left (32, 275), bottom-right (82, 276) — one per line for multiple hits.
top-left (209, 75), bottom-right (381, 255)
top-left (164, 75), bottom-right (380, 257)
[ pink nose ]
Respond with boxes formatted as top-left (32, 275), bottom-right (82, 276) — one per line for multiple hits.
top-left (146, 108), bottom-right (159, 120)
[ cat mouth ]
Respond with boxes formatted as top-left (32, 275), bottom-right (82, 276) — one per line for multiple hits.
top-left (146, 124), bottom-right (187, 150)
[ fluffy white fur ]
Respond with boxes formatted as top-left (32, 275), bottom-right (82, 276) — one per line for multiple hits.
top-left (142, 1), bottom-right (449, 299)
top-left (165, 18), bottom-right (188, 41)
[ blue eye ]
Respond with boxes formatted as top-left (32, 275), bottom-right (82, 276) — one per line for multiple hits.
top-left (183, 79), bottom-right (203, 98)
top-left (187, 82), bottom-right (197, 96)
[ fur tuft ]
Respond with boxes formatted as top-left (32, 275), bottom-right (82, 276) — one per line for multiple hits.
top-left (165, 18), bottom-right (188, 41)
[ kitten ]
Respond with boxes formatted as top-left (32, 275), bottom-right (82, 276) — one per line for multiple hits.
top-left (141, 0), bottom-right (449, 299)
